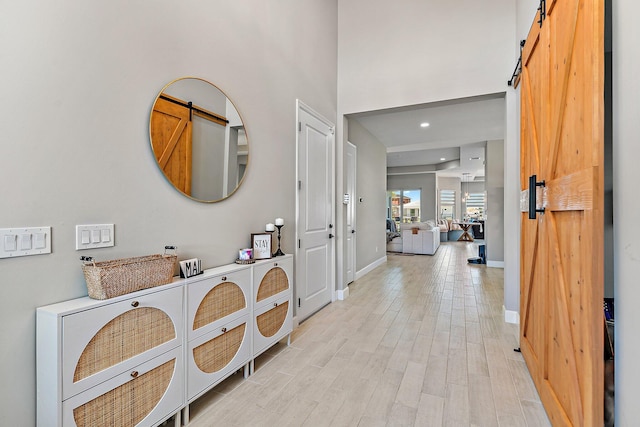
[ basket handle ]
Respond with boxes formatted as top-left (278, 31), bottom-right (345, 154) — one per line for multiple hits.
top-left (80, 256), bottom-right (96, 267)
top-left (164, 245), bottom-right (177, 256)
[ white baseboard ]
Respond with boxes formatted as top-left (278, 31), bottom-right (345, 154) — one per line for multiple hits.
top-left (504, 308), bottom-right (520, 324)
top-left (337, 286), bottom-right (350, 300)
top-left (292, 316), bottom-right (300, 329)
top-left (487, 260), bottom-right (505, 268)
top-left (355, 255), bottom-right (387, 280)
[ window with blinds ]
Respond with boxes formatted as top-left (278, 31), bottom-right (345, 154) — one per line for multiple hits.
top-left (439, 189), bottom-right (455, 219)
top-left (465, 192), bottom-right (485, 218)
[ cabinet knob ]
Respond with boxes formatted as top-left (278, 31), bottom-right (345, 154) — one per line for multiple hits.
top-left (274, 302), bottom-right (278, 307)
top-left (222, 276), bottom-right (227, 281)
top-left (130, 371), bottom-right (139, 378)
top-left (131, 301), bottom-right (139, 308)
top-left (273, 262), bottom-right (278, 267)
top-left (221, 327), bottom-right (227, 333)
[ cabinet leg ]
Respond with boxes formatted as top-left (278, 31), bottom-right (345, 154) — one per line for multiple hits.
top-left (244, 363), bottom-right (250, 379)
top-left (287, 333), bottom-right (291, 346)
top-left (249, 359), bottom-right (255, 376)
top-left (174, 410), bottom-right (181, 427)
top-left (182, 405), bottom-right (189, 425)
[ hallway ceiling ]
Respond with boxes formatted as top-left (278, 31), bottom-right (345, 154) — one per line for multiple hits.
top-left (349, 93), bottom-right (506, 181)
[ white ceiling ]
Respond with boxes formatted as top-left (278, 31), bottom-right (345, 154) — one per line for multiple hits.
top-left (349, 93), bottom-right (506, 181)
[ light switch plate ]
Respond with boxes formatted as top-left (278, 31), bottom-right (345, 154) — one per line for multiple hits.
top-left (76, 224), bottom-right (115, 250)
top-left (0, 227), bottom-right (52, 258)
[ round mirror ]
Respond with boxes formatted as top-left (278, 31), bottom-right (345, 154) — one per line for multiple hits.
top-left (149, 77), bottom-right (248, 202)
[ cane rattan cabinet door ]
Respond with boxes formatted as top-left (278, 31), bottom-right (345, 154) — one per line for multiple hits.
top-left (253, 295), bottom-right (292, 356)
top-left (62, 347), bottom-right (183, 427)
top-left (61, 286), bottom-right (183, 400)
top-left (186, 314), bottom-right (251, 400)
top-left (186, 267), bottom-right (251, 341)
top-left (252, 255), bottom-right (293, 358)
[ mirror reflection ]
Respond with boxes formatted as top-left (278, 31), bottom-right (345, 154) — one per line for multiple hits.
top-left (149, 77), bottom-right (248, 202)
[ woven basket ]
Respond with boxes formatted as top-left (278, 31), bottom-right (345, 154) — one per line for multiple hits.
top-left (81, 248), bottom-right (177, 300)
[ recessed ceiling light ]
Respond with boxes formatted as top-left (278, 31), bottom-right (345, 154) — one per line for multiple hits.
top-left (440, 158), bottom-right (446, 161)
top-left (420, 122), bottom-right (430, 128)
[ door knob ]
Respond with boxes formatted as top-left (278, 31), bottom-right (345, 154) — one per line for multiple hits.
top-left (329, 234), bottom-right (334, 239)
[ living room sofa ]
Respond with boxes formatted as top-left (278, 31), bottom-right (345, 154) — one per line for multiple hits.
top-left (401, 222), bottom-right (440, 255)
top-left (386, 219), bottom-right (403, 252)
top-left (437, 219), bottom-right (449, 241)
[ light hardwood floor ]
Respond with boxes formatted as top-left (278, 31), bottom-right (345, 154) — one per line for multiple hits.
top-left (185, 242), bottom-right (551, 426)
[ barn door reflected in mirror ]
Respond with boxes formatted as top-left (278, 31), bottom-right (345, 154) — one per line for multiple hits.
top-left (149, 77), bottom-right (248, 202)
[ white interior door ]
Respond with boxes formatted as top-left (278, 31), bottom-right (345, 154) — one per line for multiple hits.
top-left (345, 142), bottom-right (356, 284)
top-left (296, 101), bottom-right (335, 322)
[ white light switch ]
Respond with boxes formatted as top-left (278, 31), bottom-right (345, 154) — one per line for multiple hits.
top-left (0, 227), bottom-right (51, 258)
top-left (4, 234), bottom-right (17, 251)
top-left (76, 224), bottom-right (115, 250)
top-left (34, 233), bottom-right (46, 249)
top-left (20, 234), bottom-right (32, 250)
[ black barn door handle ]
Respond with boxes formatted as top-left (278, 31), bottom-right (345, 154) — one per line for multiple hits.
top-left (528, 174), bottom-right (546, 219)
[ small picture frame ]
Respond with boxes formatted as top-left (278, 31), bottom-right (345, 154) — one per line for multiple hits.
top-left (251, 233), bottom-right (272, 259)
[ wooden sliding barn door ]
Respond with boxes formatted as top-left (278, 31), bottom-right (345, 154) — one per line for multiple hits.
top-left (150, 97), bottom-right (193, 196)
top-left (519, 0), bottom-right (604, 425)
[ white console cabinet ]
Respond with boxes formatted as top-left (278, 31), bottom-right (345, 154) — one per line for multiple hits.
top-left (37, 255), bottom-right (294, 427)
top-left (252, 256), bottom-right (293, 366)
top-left (185, 266), bottom-right (252, 402)
top-left (37, 281), bottom-right (185, 427)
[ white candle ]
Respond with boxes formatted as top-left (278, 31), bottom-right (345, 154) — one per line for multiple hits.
top-left (266, 223), bottom-right (275, 232)
top-left (275, 218), bottom-right (284, 226)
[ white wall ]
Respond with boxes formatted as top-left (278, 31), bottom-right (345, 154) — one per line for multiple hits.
top-left (346, 119), bottom-right (387, 272)
top-left (486, 140), bottom-right (505, 264)
top-left (613, 0), bottom-right (639, 422)
top-left (0, 1), bottom-right (337, 424)
top-left (338, 0), bottom-right (517, 114)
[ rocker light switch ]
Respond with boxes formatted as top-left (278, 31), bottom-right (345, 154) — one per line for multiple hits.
top-left (0, 227), bottom-right (51, 258)
top-left (34, 233), bottom-right (46, 250)
top-left (4, 234), bottom-right (17, 251)
top-left (20, 234), bottom-right (32, 250)
top-left (76, 224), bottom-right (115, 250)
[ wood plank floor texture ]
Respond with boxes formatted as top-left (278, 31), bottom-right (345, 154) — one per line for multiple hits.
top-left (187, 242), bottom-right (551, 426)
